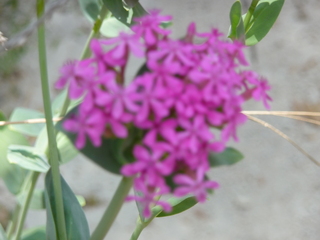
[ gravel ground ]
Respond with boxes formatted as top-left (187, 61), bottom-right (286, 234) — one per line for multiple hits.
top-left (2, 0), bottom-right (320, 239)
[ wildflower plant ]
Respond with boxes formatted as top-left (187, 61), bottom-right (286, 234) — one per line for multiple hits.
top-left (0, 0), bottom-right (286, 240)
top-left (58, 9), bottom-right (272, 219)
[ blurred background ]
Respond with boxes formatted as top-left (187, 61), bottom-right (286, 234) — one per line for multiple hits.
top-left (1, 0), bottom-right (320, 239)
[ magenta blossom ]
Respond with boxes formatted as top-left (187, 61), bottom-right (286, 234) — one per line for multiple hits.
top-left (133, 9), bottom-right (172, 46)
top-left (174, 167), bottom-right (219, 202)
top-left (55, 60), bottom-right (95, 99)
top-left (127, 180), bottom-right (172, 218)
top-left (63, 107), bottom-right (105, 149)
top-left (57, 10), bottom-right (272, 217)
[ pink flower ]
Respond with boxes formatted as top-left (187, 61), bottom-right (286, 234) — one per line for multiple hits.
top-left (178, 116), bottom-right (213, 153)
top-left (174, 167), bottom-right (219, 202)
top-left (146, 60), bottom-right (183, 91)
top-left (148, 39), bottom-right (194, 69)
top-left (55, 60), bottom-right (95, 99)
top-left (100, 32), bottom-right (144, 59)
top-left (136, 118), bottom-right (178, 147)
top-left (56, 11), bottom-right (273, 216)
top-left (133, 74), bottom-right (169, 123)
top-left (251, 78), bottom-right (272, 110)
top-left (126, 180), bottom-right (171, 218)
top-left (95, 78), bottom-right (140, 120)
top-left (172, 84), bottom-right (207, 119)
top-left (121, 145), bottom-right (174, 186)
top-left (63, 107), bottom-right (105, 149)
top-left (133, 9), bottom-right (172, 46)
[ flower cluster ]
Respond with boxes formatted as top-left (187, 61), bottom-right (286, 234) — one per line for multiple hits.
top-left (56, 10), bottom-right (271, 217)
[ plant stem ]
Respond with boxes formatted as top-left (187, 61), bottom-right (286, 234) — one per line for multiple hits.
top-left (6, 201), bottom-right (21, 240)
top-left (59, 4), bottom-right (109, 117)
top-left (130, 217), bottom-right (152, 240)
top-left (243, 0), bottom-right (260, 32)
top-left (90, 177), bottom-right (133, 240)
top-left (37, 0), bottom-right (67, 239)
top-left (11, 172), bottom-right (40, 240)
top-left (130, 204), bottom-right (163, 240)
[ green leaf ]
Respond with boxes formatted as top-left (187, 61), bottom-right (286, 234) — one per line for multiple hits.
top-left (102, 0), bottom-right (147, 26)
top-left (44, 189), bottom-right (57, 240)
top-left (0, 110), bottom-right (6, 130)
top-left (56, 132), bottom-right (79, 164)
top-left (228, 0), bottom-right (245, 41)
top-left (0, 124), bottom-right (29, 195)
top-left (153, 195), bottom-right (198, 218)
top-left (9, 107), bottom-right (44, 137)
top-left (132, 3), bottom-right (148, 19)
top-left (21, 226), bottom-right (46, 240)
top-left (7, 145), bottom-right (50, 172)
top-left (35, 128), bottom-right (79, 165)
top-left (134, 189), bottom-right (146, 222)
top-left (76, 195), bottom-right (86, 207)
top-left (57, 131), bottom-right (124, 174)
top-left (56, 107), bottom-right (138, 174)
top-left (17, 189), bottom-right (86, 210)
top-left (45, 170), bottom-right (90, 240)
top-left (122, 0), bottom-right (139, 9)
top-left (208, 147), bottom-right (244, 167)
top-left (19, 189), bottom-right (45, 210)
top-left (245, 0), bottom-right (285, 46)
top-left (100, 17), bottom-right (132, 37)
top-left (0, 224), bottom-right (8, 240)
top-left (2, 165), bottom-right (28, 195)
top-left (51, 90), bottom-right (82, 117)
top-left (78, 0), bottom-right (101, 22)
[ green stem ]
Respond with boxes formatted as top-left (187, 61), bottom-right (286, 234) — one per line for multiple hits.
top-left (59, 5), bottom-right (109, 117)
top-left (90, 177), bottom-right (133, 240)
top-left (130, 204), bottom-right (163, 240)
top-left (6, 204), bottom-right (20, 239)
top-left (130, 217), bottom-right (152, 240)
top-left (11, 172), bottom-right (40, 240)
top-left (243, 0), bottom-right (260, 32)
top-left (37, 0), bottom-right (67, 239)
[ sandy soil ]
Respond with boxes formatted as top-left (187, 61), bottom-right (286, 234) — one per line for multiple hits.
top-left (2, 0), bottom-right (320, 239)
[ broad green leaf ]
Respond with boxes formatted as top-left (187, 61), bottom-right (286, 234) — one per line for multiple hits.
top-left (153, 195), bottom-right (198, 218)
top-left (56, 130), bottom-right (124, 174)
top-left (18, 189), bottom-right (86, 210)
top-left (100, 17), bottom-right (132, 37)
top-left (44, 189), bottom-right (57, 240)
top-left (51, 90), bottom-right (66, 116)
top-left (102, 0), bottom-right (147, 26)
top-left (56, 131), bottom-right (79, 164)
top-left (0, 123), bottom-right (29, 195)
top-left (0, 224), bottom-right (8, 240)
top-left (78, 0), bottom-right (101, 22)
top-left (2, 165), bottom-right (28, 195)
top-left (136, 62), bottom-right (149, 77)
top-left (35, 128), bottom-right (79, 165)
top-left (132, 3), bottom-right (148, 19)
top-left (208, 147), bottom-right (244, 167)
top-left (76, 195), bottom-right (86, 207)
top-left (45, 170), bottom-right (90, 240)
top-left (245, 0), bottom-right (285, 46)
top-left (228, 0), bottom-right (245, 41)
top-left (51, 90), bottom-right (82, 117)
top-left (7, 145), bottom-right (49, 172)
top-left (9, 107), bottom-right (44, 137)
top-left (21, 226), bottom-right (46, 240)
top-left (19, 189), bottom-right (45, 210)
top-left (122, 0), bottom-right (139, 9)
top-left (56, 107), bottom-right (138, 174)
top-left (134, 189), bottom-right (146, 222)
top-left (0, 110), bottom-right (6, 130)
